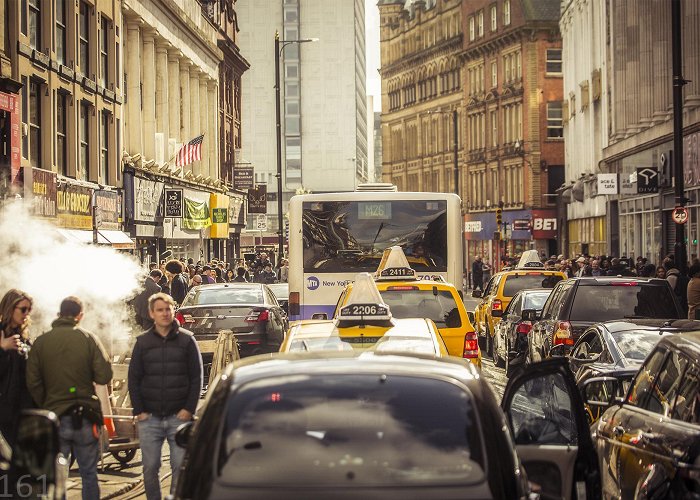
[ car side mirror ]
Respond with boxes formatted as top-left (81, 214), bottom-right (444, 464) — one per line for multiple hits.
top-left (581, 376), bottom-right (621, 408)
top-left (175, 421), bottom-right (194, 448)
top-left (311, 313), bottom-right (328, 320)
top-left (521, 309), bottom-right (539, 321)
top-left (12, 410), bottom-right (62, 493)
top-left (471, 290), bottom-right (482, 298)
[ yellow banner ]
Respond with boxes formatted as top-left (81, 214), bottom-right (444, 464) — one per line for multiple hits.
top-left (209, 193), bottom-right (230, 239)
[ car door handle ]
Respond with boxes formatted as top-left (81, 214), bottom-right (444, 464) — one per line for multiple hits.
top-left (613, 425), bottom-right (625, 437)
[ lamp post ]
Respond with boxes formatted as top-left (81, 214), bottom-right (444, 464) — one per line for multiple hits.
top-left (275, 31), bottom-right (318, 262)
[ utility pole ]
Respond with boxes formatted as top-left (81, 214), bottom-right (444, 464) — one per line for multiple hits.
top-left (672, 0), bottom-right (688, 274)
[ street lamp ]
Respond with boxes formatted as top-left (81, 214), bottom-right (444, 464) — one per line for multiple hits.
top-left (275, 31), bottom-right (318, 262)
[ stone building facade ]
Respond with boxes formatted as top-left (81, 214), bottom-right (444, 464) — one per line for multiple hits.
top-left (461, 0), bottom-right (564, 266)
top-left (379, 0), bottom-right (464, 195)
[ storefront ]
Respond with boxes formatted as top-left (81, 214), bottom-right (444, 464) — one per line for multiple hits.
top-left (464, 209), bottom-right (557, 272)
top-left (209, 193), bottom-right (230, 261)
top-left (565, 176), bottom-right (608, 257)
top-left (227, 192), bottom-right (246, 261)
top-left (162, 186), bottom-right (213, 261)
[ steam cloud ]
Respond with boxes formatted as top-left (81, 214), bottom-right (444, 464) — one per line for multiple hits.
top-left (0, 201), bottom-right (143, 357)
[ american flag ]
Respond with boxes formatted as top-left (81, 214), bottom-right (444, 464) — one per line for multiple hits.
top-left (175, 134), bottom-right (204, 167)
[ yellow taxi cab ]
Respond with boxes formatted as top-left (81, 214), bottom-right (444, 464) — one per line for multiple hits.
top-left (280, 273), bottom-right (449, 357)
top-left (472, 250), bottom-right (566, 361)
top-left (324, 247), bottom-right (481, 368)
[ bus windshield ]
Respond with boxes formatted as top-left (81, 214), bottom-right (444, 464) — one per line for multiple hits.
top-left (302, 200), bottom-right (447, 273)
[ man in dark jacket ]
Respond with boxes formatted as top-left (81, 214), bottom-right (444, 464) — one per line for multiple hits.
top-left (128, 293), bottom-right (202, 500)
top-left (26, 296), bottom-right (113, 500)
top-left (471, 256), bottom-right (484, 291)
top-left (132, 270), bottom-right (162, 329)
top-left (164, 260), bottom-right (189, 306)
top-left (259, 263), bottom-right (278, 284)
top-left (232, 266), bottom-right (248, 282)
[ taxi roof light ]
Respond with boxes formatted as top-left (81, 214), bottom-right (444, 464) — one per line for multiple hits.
top-left (375, 246), bottom-right (417, 281)
top-left (515, 249), bottom-right (545, 270)
top-left (336, 273), bottom-right (393, 324)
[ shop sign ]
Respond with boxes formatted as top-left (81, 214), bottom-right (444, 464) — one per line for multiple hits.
top-left (0, 92), bottom-right (21, 184)
top-left (134, 177), bottom-right (164, 222)
top-left (56, 183), bottom-right (93, 230)
top-left (209, 193), bottom-right (230, 238)
top-left (620, 173), bottom-right (637, 195)
top-left (596, 173), bottom-right (618, 195)
top-left (233, 167), bottom-right (254, 190)
top-left (164, 189), bottom-right (183, 218)
top-left (229, 195), bottom-right (245, 227)
top-left (531, 209), bottom-right (558, 240)
top-left (248, 185), bottom-right (267, 214)
top-left (636, 167), bottom-right (659, 193)
top-left (31, 168), bottom-right (56, 218)
top-left (464, 221), bottom-right (482, 233)
top-left (94, 190), bottom-right (119, 230)
top-left (183, 197), bottom-right (212, 230)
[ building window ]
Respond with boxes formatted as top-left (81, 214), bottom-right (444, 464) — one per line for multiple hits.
top-left (469, 17), bottom-right (475, 41)
top-left (20, 0), bottom-right (27, 35)
top-left (504, 0), bottom-right (511, 25)
top-left (504, 54), bottom-right (511, 82)
top-left (546, 48), bottom-right (563, 74)
top-left (56, 92), bottom-right (67, 176)
top-left (28, 0), bottom-right (41, 50)
top-left (29, 81), bottom-right (41, 169)
top-left (100, 111), bottom-right (109, 183)
top-left (491, 5), bottom-right (497, 31)
top-left (79, 1), bottom-right (90, 76)
top-left (491, 61), bottom-right (497, 87)
top-left (100, 16), bottom-right (109, 88)
top-left (115, 42), bottom-right (121, 90)
top-left (491, 110), bottom-right (497, 147)
top-left (79, 101), bottom-right (90, 180)
top-left (56, 0), bottom-right (66, 64)
top-left (21, 77), bottom-right (28, 159)
top-left (516, 51), bottom-right (521, 79)
top-left (477, 11), bottom-right (484, 37)
top-left (547, 102), bottom-right (564, 138)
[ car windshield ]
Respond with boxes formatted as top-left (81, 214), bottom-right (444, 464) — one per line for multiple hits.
top-left (523, 292), bottom-right (551, 311)
top-left (379, 290), bottom-right (461, 328)
top-left (503, 274), bottom-right (562, 297)
top-left (611, 331), bottom-right (667, 361)
top-left (189, 287), bottom-right (263, 305)
top-left (218, 375), bottom-right (485, 486)
top-left (569, 285), bottom-right (679, 322)
top-left (267, 284), bottom-right (289, 300)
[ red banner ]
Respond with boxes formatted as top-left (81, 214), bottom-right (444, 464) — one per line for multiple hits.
top-left (531, 209), bottom-right (557, 239)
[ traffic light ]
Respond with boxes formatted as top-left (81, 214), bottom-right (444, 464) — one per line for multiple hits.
top-left (495, 208), bottom-right (503, 227)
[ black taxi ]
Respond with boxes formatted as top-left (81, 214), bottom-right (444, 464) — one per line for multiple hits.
top-left (173, 353), bottom-right (600, 499)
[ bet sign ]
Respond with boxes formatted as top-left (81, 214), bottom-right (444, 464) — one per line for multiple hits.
top-left (533, 218), bottom-right (556, 231)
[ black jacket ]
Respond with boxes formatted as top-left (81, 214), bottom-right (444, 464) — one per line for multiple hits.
top-left (132, 277), bottom-right (162, 329)
top-left (0, 326), bottom-right (34, 440)
top-left (170, 273), bottom-right (189, 305)
top-left (128, 321), bottom-right (202, 417)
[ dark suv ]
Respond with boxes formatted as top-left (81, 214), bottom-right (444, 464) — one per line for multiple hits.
top-left (525, 277), bottom-right (683, 363)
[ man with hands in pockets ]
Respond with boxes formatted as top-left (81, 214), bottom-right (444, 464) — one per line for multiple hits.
top-left (128, 293), bottom-right (202, 500)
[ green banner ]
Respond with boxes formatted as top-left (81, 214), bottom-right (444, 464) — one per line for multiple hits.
top-left (183, 197), bottom-right (211, 229)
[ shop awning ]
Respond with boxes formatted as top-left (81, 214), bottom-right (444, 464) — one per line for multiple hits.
top-left (55, 228), bottom-right (135, 249)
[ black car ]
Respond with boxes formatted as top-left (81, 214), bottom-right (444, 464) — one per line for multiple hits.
top-left (570, 319), bottom-right (700, 422)
top-left (595, 332), bottom-right (700, 499)
top-left (176, 283), bottom-right (288, 376)
top-left (493, 288), bottom-right (552, 377)
top-left (267, 283), bottom-right (289, 314)
top-left (173, 352), bottom-right (600, 499)
top-left (525, 277), bottom-right (683, 363)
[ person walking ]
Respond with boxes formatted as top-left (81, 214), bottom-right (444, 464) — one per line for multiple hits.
top-left (132, 270), bottom-right (162, 330)
top-left (165, 260), bottom-right (189, 306)
top-left (232, 267), bottom-right (248, 283)
top-left (0, 289), bottom-right (34, 447)
top-left (259, 263), bottom-right (278, 284)
top-left (278, 258), bottom-right (289, 283)
top-left (471, 256), bottom-right (484, 292)
top-left (128, 293), bottom-right (202, 499)
top-left (26, 296), bottom-right (113, 500)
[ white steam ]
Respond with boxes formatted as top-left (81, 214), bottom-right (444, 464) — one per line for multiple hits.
top-left (0, 201), bottom-right (143, 357)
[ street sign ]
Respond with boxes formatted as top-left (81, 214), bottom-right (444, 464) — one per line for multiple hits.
top-left (164, 189), bottom-right (183, 218)
top-left (256, 214), bottom-right (268, 231)
top-left (636, 167), bottom-right (659, 194)
top-left (672, 206), bottom-right (689, 225)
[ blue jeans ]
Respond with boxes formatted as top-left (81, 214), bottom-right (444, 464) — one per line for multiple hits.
top-left (58, 415), bottom-right (100, 500)
top-left (138, 414), bottom-right (187, 500)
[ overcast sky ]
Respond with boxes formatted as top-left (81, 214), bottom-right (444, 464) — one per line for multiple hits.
top-left (366, 0), bottom-right (381, 111)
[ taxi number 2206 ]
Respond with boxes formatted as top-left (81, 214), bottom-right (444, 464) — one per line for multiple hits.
top-left (342, 304), bottom-right (387, 317)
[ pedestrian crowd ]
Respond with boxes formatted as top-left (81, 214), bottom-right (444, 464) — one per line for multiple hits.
top-left (470, 251), bottom-right (700, 320)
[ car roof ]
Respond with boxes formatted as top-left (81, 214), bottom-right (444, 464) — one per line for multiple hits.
top-left (224, 351), bottom-right (480, 386)
top-left (569, 276), bottom-right (668, 285)
top-left (194, 282), bottom-right (264, 290)
top-left (513, 288), bottom-right (553, 297)
top-left (657, 331), bottom-right (700, 359)
top-left (291, 318), bottom-right (437, 340)
top-left (600, 319), bottom-right (700, 334)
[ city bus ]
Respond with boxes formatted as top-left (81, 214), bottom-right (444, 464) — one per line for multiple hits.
top-left (288, 184), bottom-right (463, 321)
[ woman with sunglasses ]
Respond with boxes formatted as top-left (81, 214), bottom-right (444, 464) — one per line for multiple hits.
top-left (0, 289), bottom-right (35, 446)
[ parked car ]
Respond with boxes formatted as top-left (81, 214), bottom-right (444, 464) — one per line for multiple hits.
top-left (174, 353), bottom-right (600, 499)
top-left (493, 288), bottom-right (552, 376)
top-left (176, 283), bottom-right (288, 381)
top-left (525, 277), bottom-right (683, 363)
top-left (594, 331), bottom-right (700, 498)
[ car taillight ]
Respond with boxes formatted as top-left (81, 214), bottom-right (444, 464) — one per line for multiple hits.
top-left (516, 322), bottom-right (532, 335)
top-left (175, 312), bottom-right (194, 325)
top-left (245, 310), bottom-right (270, 322)
top-left (553, 321), bottom-right (574, 345)
top-left (462, 331), bottom-right (479, 358)
top-left (289, 291), bottom-right (300, 316)
top-left (386, 286), bottom-right (419, 291)
top-left (492, 299), bottom-right (502, 311)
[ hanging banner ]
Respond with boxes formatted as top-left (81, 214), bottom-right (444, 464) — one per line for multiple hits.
top-left (209, 193), bottom-right (230, 239)
top-left (248, 185), bottom-right (267, 214)
top-left (57, 183), bottom-right (93, 229)
top-left (234, 167), bottom-right (254, 190)
top-left (94, 190), bottom-right (119, 230)
top-left (183, 197), bottom-right (212, 230)
top-left (32, 168), bottom-right (57, 218)
top-left (164, 189), bottom-right (183, 218)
